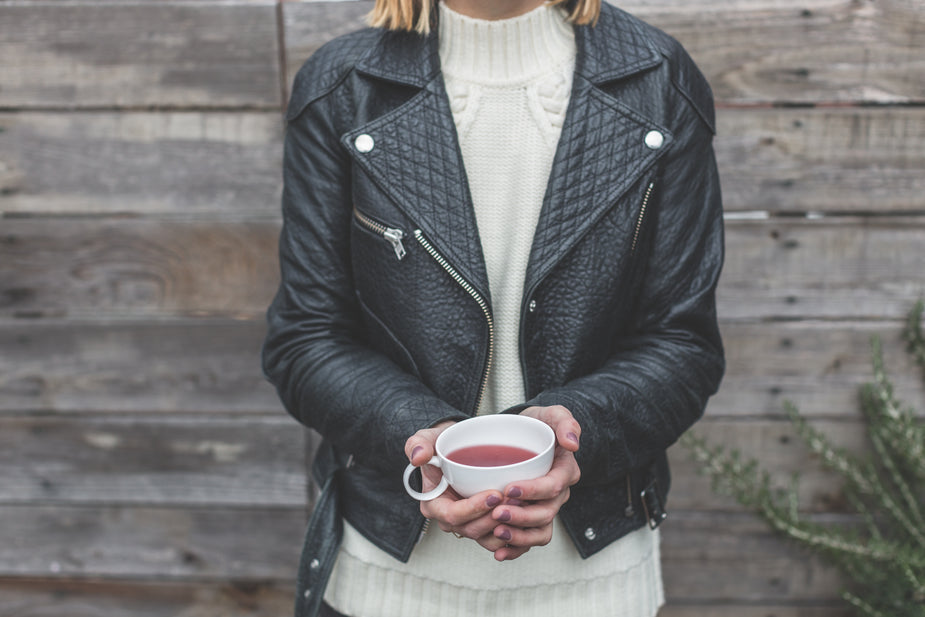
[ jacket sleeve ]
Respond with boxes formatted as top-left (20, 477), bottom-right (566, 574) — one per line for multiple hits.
top-left (516, 103), bottom-right (725, 486)
top-left (262, 89), bottom-right (465, 474)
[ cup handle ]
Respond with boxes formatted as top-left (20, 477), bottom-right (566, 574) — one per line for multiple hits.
top-left (403, 456), bottom-right (448, 501)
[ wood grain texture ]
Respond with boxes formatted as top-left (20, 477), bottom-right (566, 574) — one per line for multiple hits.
top-left (0, 578), bottom-right (294, 617)
top-left (626, 0), bottom-right (925, 104)
top-left (716, 107), bottom-right (925, 213)
top-left (0, 218), bottom-right (281, 319)
top-left (0, 319), bottom-right (281, 414)
top-left (0, 2), bottom-right (281, 109)
top-left (668, 418), bottom-right (873, 512)
top-left (0, 505), bottom-right (304, 579)
top-left (718, 217), bottom-right (925, 320)
top-left (0, 112), bottom-right (283, 217)
top-left (0, 414), bottom-right (306, 507)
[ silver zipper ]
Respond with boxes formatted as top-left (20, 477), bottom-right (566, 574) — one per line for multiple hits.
top-left (353, 206), bottom-right (407, 260)
top-left (417, 518), bottom-right (431, 543)
top-left (413, 229), bottom-right (494, 414)
top-left (630, 182), bottom-right (655, 254)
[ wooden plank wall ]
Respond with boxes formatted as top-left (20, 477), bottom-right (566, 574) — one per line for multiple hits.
top-left (1, 0), bottom-right (923, 615)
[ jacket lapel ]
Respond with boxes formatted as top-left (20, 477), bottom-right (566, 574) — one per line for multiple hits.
top-left (523, 4), bottom-right (670, 294)
top-left (346, 29), bottom-right (491, 300)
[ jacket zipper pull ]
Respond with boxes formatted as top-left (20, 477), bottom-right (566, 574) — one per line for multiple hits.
top-left (383, 228), bottom-right (406, 260)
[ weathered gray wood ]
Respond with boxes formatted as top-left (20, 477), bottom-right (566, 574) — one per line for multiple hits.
top-left (3, 215), bottom-right (924, 321)
top-left (0, 112), bottom-right (283, 217)
top-left (0, 3), bottom-right (281, 109)
top-left (282, 0), bottom-right (925, 105)
top-left (3, 317), bottom-right (922, 417)
top-left (711, 319), bottom-right (925, 418)
top-left (0, 578), bottom-right (294, 617)
top-left (0, 414), bottom-right (306, 506)
top-left (282, 1), bottom-right (372, 99)
top-left (661, 511), bottom-right (845, 602)
top-left (661, 604), bottom-right (850, 617)
top-left (718, 217), bottom-right (925, 320)
top-left (627, 0), bottom-right (925, 104)
top-left (0, 218), bottom-right (280, 319)
top-left (0, 505), bottom-right (304, 579)
top-left (668, 418), bottom-right (871, 512)
top-left (716, 108), bottom-right (925, 213)
top-left (0, 319), bottom-right (281, 414)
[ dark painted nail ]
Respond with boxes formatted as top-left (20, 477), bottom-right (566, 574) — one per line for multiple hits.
top-left (507, 487), bottom-right (522, 499)
top-left (497, 529), bottom-right (512, 542)
top-left (497, 509), bottom-right (511, 522)
top-left (411, 446), bottom-right (423, 460)
top-left (567, 432), bottom-right (579, 445)
top-left (486, 495), bottom-right (501, 507)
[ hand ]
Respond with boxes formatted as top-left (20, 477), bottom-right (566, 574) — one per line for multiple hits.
top-left (488, 405), bottom-right (581, 561)
top-left (404, 421), bottom-right (505, 548)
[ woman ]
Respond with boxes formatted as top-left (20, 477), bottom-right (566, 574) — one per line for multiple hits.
top-left (262, 0), bottom-right (725, 615)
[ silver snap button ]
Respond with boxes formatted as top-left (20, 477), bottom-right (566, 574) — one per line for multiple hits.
top-left (584, 527), bottom-right (597, 541)
top-left (303, 589), bottom-right (312, 599)
top-left (355, 134), bottom-right (374, 153)
top-left (644, 130), bottom-right (664, 150)
top-left (309, 558), bottom-right (320, 570)
top-left (528, 299), bottom-right (537, 313)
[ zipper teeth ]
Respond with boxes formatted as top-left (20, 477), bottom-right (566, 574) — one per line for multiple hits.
top-left (413, 229), bottom-right (494, 414)
top-left (353, 206), bottom-right (388, 235)
top-left (630, 182), bottom-right (655, 254)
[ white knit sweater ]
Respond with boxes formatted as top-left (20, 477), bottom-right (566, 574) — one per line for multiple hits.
top-left (323, 5), bottom-right (664, 616)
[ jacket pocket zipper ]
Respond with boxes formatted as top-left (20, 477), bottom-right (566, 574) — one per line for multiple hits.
top-left (630, 181), bottom-right (655, 255)
top-left (353, 206), bottom-right (407, 260)
top-left (413, 229), bottom-right (494, 414)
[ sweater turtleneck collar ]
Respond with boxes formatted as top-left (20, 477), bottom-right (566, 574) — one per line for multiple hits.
top-left (437, 2), bottom-right (575, 84)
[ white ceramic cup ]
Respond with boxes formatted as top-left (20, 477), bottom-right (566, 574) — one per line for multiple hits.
top-left (402, 414), bottom-right (556, 501)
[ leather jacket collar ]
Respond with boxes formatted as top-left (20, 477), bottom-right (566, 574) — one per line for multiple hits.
top-left (345, 4), bottom-right (673, 302)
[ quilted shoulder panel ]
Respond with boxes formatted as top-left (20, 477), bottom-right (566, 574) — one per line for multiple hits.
top-left (286, 28), bottom-right (383, 122)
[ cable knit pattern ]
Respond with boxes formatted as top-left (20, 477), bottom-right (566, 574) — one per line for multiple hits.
top-left (324, 4), bottom-right (663, 616)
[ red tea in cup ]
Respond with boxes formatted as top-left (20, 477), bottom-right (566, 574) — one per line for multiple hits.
top-left (446, 445), bottom-right (537, 467)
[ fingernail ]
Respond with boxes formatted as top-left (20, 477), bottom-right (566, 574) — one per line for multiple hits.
top-left (497, 509), bottom-right (511, 522)
top-left (567, 432), bottom-right (579, 445)
top-left (411, 446), bottom-right (423, 460)
top-left (497, 529), bottom-right (512, 541)
top-left (486, 495), bottom-right (501, 507)
top-left (507, 487), bottom-right (522, 499)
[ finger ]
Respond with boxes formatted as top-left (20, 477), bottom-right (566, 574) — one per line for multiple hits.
top-left (520, 405), bottom-right (581, 452)
top-left (404, 420), bottom-right (456, 465)
top-left (420, 489), bottom-right (504, 530)
top-left (493, 544), bottom-right (531, 561)
top-left (505, 449), bottom-right (580, 501)
top-left (492, 491), bottom-right (567, 529)
top-left (493, 523), bottom-right (553, 550)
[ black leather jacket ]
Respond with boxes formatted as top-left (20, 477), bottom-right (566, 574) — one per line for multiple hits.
top-left (263, 4), bottom-right (724, 615)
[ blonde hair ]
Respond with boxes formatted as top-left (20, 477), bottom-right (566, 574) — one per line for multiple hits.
top-left (368, 0), bottom-right (600, 34)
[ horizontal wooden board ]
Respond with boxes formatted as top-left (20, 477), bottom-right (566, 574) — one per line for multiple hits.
top-left (3, 215), bottom-right (925, 321)
top-left (668, 418), bottom-right (872, 513)
top-left (0, 112), bottom-right (283, 217)
top-left (712, 319), bottom-right (925, 418)
top-left (2, 316), bottom-right (923, 417)
top-left (282, 1), bottom-right (372, 100)
top-left (0, 414), bottom-right (306, 507)
top-left (0, 2), bottom-right (281, 109)
top-left (0, 505), bottom-right (304, 580)
top-left (718, 217), bottom-right (925, 320)
top-left (0, 319), bottom-right (282, 414)
top-left (0, 505), bottom-right (846, 604)
top-left (716, 107), bottom-right (925, 213)
top-left (0, 218), bottom-right (281, 319)
top-left (282, 0), bottom-right (925, 105)
top-left (0, 578), bottom-right (294, 617)
top-left (661, 606), bottom-right (850, 617)
top-left (628, 0), bottom-right (925, 104)
top-left (661, 511), bottom-right (845, 602)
